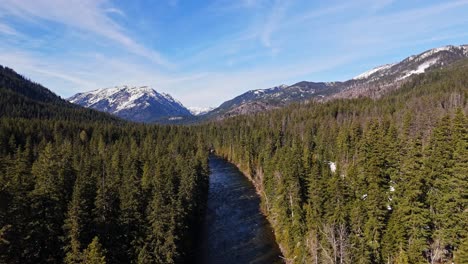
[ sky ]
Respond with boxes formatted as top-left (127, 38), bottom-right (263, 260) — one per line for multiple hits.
top-left (1, 0), bottom-right (468, 108)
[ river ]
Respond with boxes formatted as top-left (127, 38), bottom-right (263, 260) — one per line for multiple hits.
top-left (196, 155), bottom-right (283, 264)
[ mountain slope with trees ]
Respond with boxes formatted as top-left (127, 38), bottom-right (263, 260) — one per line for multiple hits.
top-left (0, 66), bottom-right (209, 264)
top-left (0, 65), bottom-right (120, 123)
top-left (201, 59), bottom-right (468, 263)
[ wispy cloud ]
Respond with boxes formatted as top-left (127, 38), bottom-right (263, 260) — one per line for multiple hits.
top-left (0, 22), bottom-right (23, 37)
top-left (0, 49), bottom-right (99, 92)
top-left (104, 7), bottom-right (126, 17)
top-left (0, 0), bottom-right (172, 67)
top-left (260, 0), bottom-right (291, 48)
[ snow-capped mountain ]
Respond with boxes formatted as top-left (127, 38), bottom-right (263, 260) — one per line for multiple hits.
top-left (203, 83), bottom-right (341, 119)
top-left (187, 106), bottom-right (214, 116)
top-left (68, 85), bottom-right (192, 122)
top-left (205, 44), bottom-right (468, 120)
top-left (199, 82), bottom-right (334, 119)
top-left (334, 44), bottom-right (468, 99)
top-left (353, 45), bottom-right (468, 82)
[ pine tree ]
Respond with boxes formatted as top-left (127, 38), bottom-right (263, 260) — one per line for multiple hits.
top-left (359, 121), bottom-right (389, 263)
top-left (454, 237), bottom-right (468, 264)
top-left (64, 160), bottom-right (96, 264)
top-left (394, 248), bottom-right (409, 264)
top-left (28, 143), bottom-right (70, 262)
top-left (82, 237), bottom-right (106, 264)
top-left (450, 109), bottom-right (468, 247)
top-left (119, 154), bottom-right (144, 262)
top-left (387, 134), bottom-right (430, 263)
top-left (425, 115), bottom-right (455, 262)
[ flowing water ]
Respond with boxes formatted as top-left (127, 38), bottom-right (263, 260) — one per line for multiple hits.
top-left (196, 155), bottom-right (283, 264)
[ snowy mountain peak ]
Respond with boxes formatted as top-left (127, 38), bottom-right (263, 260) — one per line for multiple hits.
top-left (353, 44), bottom-right (468, 82)
top-left (68, 85), bottom-right (192, 122)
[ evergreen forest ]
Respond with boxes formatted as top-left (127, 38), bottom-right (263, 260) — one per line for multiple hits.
top-left (0, 59), bottom-right (467, 264)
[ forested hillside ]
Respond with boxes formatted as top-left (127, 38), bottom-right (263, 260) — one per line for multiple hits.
top-left (203, 61), bottom-right (468, 263)
top-left (0, 66), bottom-right (119, 123)
top-left (0, 66), bottom-right (210, 263)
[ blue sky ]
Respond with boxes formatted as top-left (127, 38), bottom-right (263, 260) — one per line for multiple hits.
top-left (1, 0), bottom-right (468, 108)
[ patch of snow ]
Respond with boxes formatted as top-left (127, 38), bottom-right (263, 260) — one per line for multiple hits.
top-left (251, 84), bottom-right (288, 95)
top-left (188, 106), bottom-right (214, 116)
top-left (389, 186), bottom-right (395, 192)
top-left (387, 205), bottom-right (392, 210)
top-left (418, 45), bottom-right (453, 60)
top-left (254, 90), bottom-right (265, 95)
top-left (398, 58), bottom-right (439, 80)
top-left (463, 45), bottom-right (468, 56)
top-left (168, 116), bottom-right (183, 120)
top-left (353, 63), bottom-right (395, 80)
top-left (328, 161), bottom-right (336, 173)
top-left (115, 87), bottom-right (154, 111)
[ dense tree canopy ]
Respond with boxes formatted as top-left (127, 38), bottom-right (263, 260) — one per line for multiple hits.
top-left (0, 119), bottom-right (209, 263)
top-left (201, 62), bottom-right (468, 263)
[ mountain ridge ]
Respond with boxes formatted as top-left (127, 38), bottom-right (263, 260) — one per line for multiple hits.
top-left (200, 44), bottom-right (468, 120)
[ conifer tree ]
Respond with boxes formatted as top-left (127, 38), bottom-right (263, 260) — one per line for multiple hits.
top-left (394, 248), bottom-right (409, 264)
top-left (82, 237), bottom-right (106, 264)
top-left (454, 237), bottom-right (468, 264)
top-left (425, 115), bottom-right (455, 262)
top-left (64, 160), bottom-right (96, 264)
top-left (359, 121), bottom-right (389, 263)
top-left (28, 143), bottom-right (70, 262)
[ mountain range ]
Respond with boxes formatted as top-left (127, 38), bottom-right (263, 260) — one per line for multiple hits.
top-left (205, 44), bottom-right (468, 119)
top-left (66, 44), bottom-right (468, 122)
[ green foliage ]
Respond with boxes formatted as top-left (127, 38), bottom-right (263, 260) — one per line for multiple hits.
top-left (82, 237), bottom-right (106, 264)
top-left (0, 118), bottom-right (209, 263)
top-left (202, 62), bottom-right (468, 263)
top-left (454, 237), bottom-right (468, 264)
